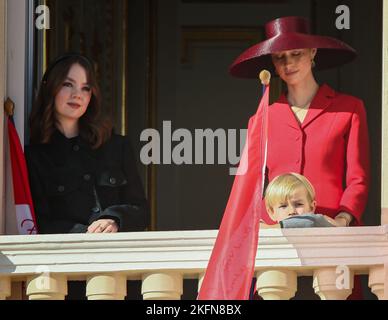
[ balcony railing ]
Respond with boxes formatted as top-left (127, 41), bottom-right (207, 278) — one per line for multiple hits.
top-left (0, 226), bottom-right (387, 300)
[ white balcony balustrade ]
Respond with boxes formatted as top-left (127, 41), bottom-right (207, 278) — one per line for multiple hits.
top-left (0, 226), bottom-right (387, 300)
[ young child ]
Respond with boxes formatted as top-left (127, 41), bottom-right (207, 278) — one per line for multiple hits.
top-left (261, 173), bottom-right (334, 229)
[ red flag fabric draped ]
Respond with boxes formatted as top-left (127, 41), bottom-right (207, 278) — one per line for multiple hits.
top-left (7, 118), bottom-right (38, 234)
top-left (198, 85), bottom-right (269, 300)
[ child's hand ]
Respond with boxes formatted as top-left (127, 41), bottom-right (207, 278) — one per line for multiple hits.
top-left (260, 220), bottom-right (280, 229)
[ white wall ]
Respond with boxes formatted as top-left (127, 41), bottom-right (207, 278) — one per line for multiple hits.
top-left (6, 0), bottom-right (27, 146)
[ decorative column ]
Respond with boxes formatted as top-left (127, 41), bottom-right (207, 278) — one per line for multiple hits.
top-left (368, 265), bottom-right (387, 300)
top-left (0, 277), bottom-right (11, 300)
top-left (0, 0), bottom-right (6, 236)
top-left (142, 272), bottom-right (183, 300)
top-left (26, 274), bottom-right (67, 300)
top-left (313, 267), bottom-right (353, 300)
top-left (382, 0), bottom-right (388, 225)
top-left (256, 269), bottom-right (297, 300)
top-left (86, 274), bottom-right (127, 300)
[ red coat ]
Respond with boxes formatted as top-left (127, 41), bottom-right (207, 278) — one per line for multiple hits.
top-left (253, 84), bottom-right (370, 225)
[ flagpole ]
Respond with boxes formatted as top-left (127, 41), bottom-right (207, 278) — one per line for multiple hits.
top-left (248, 70), bottom-right (271, 299)
top-left (258, 70), bottom-right (271, 198)
top-left (260, 70), bottom-right (271, 94)
top-left (4, 98), bottom-right (15, 118)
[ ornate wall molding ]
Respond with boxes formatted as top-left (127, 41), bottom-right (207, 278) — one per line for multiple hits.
top-left (180, 26), bottom-right (262, 64)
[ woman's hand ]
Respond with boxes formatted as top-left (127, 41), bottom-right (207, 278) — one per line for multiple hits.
top-left (324, 212), bottom-right (353, 227)
top-left (87, 219), bottom-right (119, 233)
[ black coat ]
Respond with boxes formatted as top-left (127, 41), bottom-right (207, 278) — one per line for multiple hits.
top-left (25, 130), bottom-right (149, 234)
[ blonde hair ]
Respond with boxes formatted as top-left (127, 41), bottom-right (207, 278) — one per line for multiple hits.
top-left (265, 173), bottom-right (316, 209)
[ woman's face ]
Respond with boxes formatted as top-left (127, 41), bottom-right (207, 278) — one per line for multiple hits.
top-left (54, 63), bottom-right (92, 125)
top-left (271, 48), bottom-right (317, 85)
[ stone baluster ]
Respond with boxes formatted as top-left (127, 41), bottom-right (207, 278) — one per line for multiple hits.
top-left (86, 274), bottom-right (127, 300)
top-left (197, 272), bottom-right (205, 294)
top-left (142, 272), bottom-right (183, 300)
top-left (26, 274), bottom-right (67, 300)
top-left (256, 269), bottom-right (297, 300)
top-left (368, 265), bottom-right (387, 300)
top-left (0, 277), bottom-right (11, 300)
top-left (313, 267), bottom-right (353, 300)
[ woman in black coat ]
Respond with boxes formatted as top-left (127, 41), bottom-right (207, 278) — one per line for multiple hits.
top-left (26, 53), bottom-right (148, 234)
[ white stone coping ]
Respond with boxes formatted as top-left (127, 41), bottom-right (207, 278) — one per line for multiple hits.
top-left (0, 226), bottom-right (387, 279)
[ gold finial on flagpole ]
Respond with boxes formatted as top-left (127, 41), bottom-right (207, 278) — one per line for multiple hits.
top-left (259, 70), bottom-right (271, 86)
top-left (4, 98), bottom-right (15, 116)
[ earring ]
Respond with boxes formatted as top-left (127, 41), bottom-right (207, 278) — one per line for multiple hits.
top-left (311, 59), bottom-right (316, 68)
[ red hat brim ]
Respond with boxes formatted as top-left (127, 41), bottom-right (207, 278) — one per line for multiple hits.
top-left (229, 32), bottom-right (357, 78)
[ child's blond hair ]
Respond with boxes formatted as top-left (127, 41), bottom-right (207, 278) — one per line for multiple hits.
top-left (265, 173), bottom-right (316, 210)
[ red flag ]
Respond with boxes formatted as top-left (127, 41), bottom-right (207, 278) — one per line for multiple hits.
top-left (198, 85), bottom-right (269, 300)
top-left (7, 118), bottom-right (38, 234)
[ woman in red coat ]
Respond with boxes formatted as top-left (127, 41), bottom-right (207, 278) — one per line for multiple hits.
top-left (230, 16), bottom-right (370, 228)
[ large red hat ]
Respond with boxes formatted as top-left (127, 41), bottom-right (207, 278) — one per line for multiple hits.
top-left (229, 16), bottom-right (357, 78)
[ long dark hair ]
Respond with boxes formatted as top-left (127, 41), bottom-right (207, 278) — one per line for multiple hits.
top-left (29, 53), bottom-right (112, 148)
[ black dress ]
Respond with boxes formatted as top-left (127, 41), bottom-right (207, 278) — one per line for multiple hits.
top-left (25, 130), bottom-right (149, 234)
